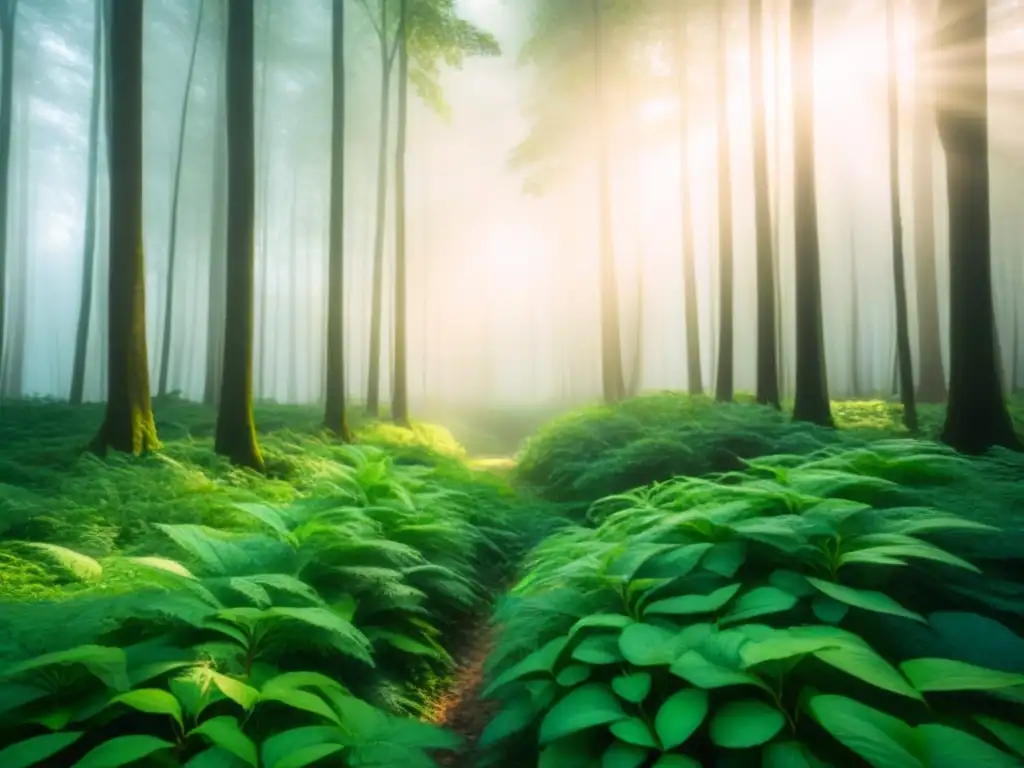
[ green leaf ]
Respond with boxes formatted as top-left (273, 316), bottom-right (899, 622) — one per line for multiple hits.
top-left (270, 745), bottom-right (346, 768)
top-left (805, 577), bottom-right (925, 623)
top-left (601, 740), bottom-right (648, 768)
top-left (899, 658), bottom-right (1024, 692)
top-left (568, 614), bottom-right (635, 636)
top-left (199, 670), bottom-right (260, 711)
top-left (655, 688), bottom-right (708, 749)
top-left (106, 688), bottom-right (183, 727)
top-left (2, 645), bottom-right (129, 691)
top-left (484, 637), bottom-right (568, 697)
top-left (768, 569), bottom-right (817, 597)
top-left (974, 716), bottom-right (1024, 758)
top-left (538, 683), bottom-right (627, 744)
top-left (651, 757), bottom-right (701, 768)
top-left (479, 696), bottom-right (537, 747)
top-left (266, 607), bottom-right (374, 665)
top-left (709, 699), bottom-right (785, 748)
top-left (618, 623), bottom-right (679, 666)
top-left (701, 541), bottom-right (747, 577)
top-left (762, 740), bottom-right (828, 767)
top-left (741, 630), bottom-right (844, 668)
top-left (184, 747), bottom-right (251, 768)
top-left (610, 717), bottom-right (658, 748)
top-left (0, 732), bottom-right (83, 768)
top-left (720, 586), bottom-right (799, 625)
top-left (189, 716), bottom-right (258, 767)
top-left (915, 724), bottom-right (1020, 767)
top-left (644, 584), bottom-right (741, 617)
top-left (840, 543), bottom-right (979, 573)
top-left (815, 644), bottom-right (922, 700)
top-left (260, 684), bottom-right (341, 725)
top-left (611, 672), bottom-right (651, 703)
top-left (572, 634), bottom-right (624, 665)
top-left (671, 649), bottom-right (767, 690)
top-left (73, 735), bottom-right (175, 768)
top-left (806, 694), bottom-right (922, 768)
top-left (260, 727), bottom-right (347, 768)
top-left (556, 665), bottom-right (592, 687)
top-left (811, 595), bottom-right (849, 624)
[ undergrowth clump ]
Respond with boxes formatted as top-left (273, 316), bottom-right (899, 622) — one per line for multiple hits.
top-left (0, 399), bottom-right (559, 767)
top-left (480, 440), bottom-right (1024, 767)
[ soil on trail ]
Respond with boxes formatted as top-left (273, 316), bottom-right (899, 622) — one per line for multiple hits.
top-left (426, 621), bottom-right (499, 767)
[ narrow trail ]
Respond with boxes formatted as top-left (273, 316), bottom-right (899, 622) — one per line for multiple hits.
top-left (426, 619), bottom-right (499, 767)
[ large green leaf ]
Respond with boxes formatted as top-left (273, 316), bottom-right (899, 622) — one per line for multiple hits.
top-left (762, 740), bottom-right (828, 767)
top-left (0, 732), bottom-right (83, 768)
top-left (974, 716), bottom-right (1024, 758)
top-left (720, 586), bottom-right (800, 625)
top-left (708, 699), bottom-right (785, 748)
top-left (479, 696), bottom-right (537, 747)
top-left (814, 644), bottom-right (921, 700)
top-left (259, 726), bottom-right (347, 768)
top-left (610, 717), bottom-right (658, 748)
top-left (806, 694), bottom-right (922, 768)
top-left (189, 717), bottom-right (258, 767)
top-left (73, 735), bottom-right (175, 768)
top-left (701, 541), bottom-right (747, 578)
top-left (611, 672), bottom-right (651, 703)
top-left (573, 634), bottom-right (625, 665)
top-left (618, 623), bottom-right (679, 666)
top-left (915, 724), bottom-right (1019, 767)
top-left (105, 688), bottom-right (183, 727)
top-left (805, 578), bottom-right (925, 624)
top-left (538, 683), bottom-right (627, 744)
top-left (671, 650), bottom-right (766, 691)
top-left (899, 658), bottom-right (1024, 692)
top-left (644, 584), bottom-right (741, 617)
top-left (654, 688), bottom-right (708, 749)
top-left (266, 607), bottom-right (373, 665)
top-left (651, 757), bottom-right (701, 768)
top-left (601, 740), bottom-right (648, 768)
top-left (2, 645), bottom-right (129, 691)
top-left (484, 637), bottom-right (568, 697)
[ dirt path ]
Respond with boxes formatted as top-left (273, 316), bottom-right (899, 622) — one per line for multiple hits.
top-left (426, 619), bottom-right (500, 767)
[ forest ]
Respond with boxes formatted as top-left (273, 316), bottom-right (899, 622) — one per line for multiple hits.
top-left (1, 0), bottom-right (1023, 766)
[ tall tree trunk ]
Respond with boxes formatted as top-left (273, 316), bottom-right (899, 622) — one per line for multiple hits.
top-left (677, 12), bottom-right (702, 396)
top-left (254, 0), bottom-right (272, 398)
top-left (70, 0), bottom-right (104, 404)
top-left (0, 0), bottom-right (17, 378)
top-left (593, 0), bottom-right (625, 404)
top-left (391, 0), bottom-right (410, 427)
top-left (790, 0), bottom-right (833, 426)
top-left (750, 0), bottom-right (779, 408)
top-left (849, 229), bottom-right (861, 396)
top-left (215, 0), bottom-right (264, 471)
top-left (204, 64), bottom-right (228, 407)
top-left (366, 1), bottom-right (398, 418)
top-left (93, 0), bottom-right (159, 455)
top-left (935, 0), bottom-right (1019, 452)
top-left (911, 11), bottom-right (946, 402)
top-left (772, 0), bottom-right (786, 399)
top-left (2, 86), bottom-right (27, 397)
top-left (324, 0), bottom-right (351, 438)
top-left (158, 0), bottom-right (205, 396)
top-left (885, 0), bottom-right (917, 430)
top-left (714, 3), bottom-right (735, 403)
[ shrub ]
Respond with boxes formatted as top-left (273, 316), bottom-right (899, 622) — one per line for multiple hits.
top-left (479, 441), bottom-right (1024, 767)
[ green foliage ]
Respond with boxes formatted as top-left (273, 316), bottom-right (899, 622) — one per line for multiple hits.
top-left (481, 440), bottom-right (1024, 766)
top-left (0, 399), bottom-right (560, 766)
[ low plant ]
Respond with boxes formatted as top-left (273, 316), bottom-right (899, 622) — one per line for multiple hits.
top-left (479, 442), bottom-right (1024, 767)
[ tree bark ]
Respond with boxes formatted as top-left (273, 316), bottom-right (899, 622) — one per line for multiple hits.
top-left (215, 0), bottom-right (264, 471)
top-left (714, 3), bottom-right (735, 403)
top-left (593, 0), bottom-right (625, 404)
top-left (790, 0), bottom-right (833, 426)
top-left (2, 84), bottom-right (28, 397)
top-left (204, 52), bottom-right (228, 408)
top-left (70, 0), bottom-right (104, 405)
top-left (750, 0), bottom-right (779, 408)
top-left (935, 0), bottom-right (1020, 452)
top-left (391, 0), bottom-right (410, 427)
top-left (93, 0), bottom-right (159, 455)
top-left (677, 13), bottom-right (702, 396)
top-left (158, 0), bottom-right (205, 396)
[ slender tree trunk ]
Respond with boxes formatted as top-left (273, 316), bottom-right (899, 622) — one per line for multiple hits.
top-left (70, 0), bottom-right (104, 404)
top-left (2, 88), bottom-right (27, 397)
top-left (158, 0), bottom-right (205, 396)
top-left (714, 3), bottom-right (735, 403)
top-left (911, 15), bottom-right (946, 402)
top-left (935, 0), bottom-right (1019, 452)
top-left (93, 0), bottom-right (159, 455)
top-left (391, 0), bottom-right (410, 427)
top-left (750, 0), bottom-right (779, 408)
top-left (849, 229), bottom-right (861, 396)
top-left (593, 0), bottom-right (625, 404)
top-left (215, 0), bottom-right (264, 471)
top-left (254, 0), bottom-right (272, 398)
top-left (204, 66), bottom-right (228, 407)
top-left (367, 1), bottom-right (397, 417)
top-left (885, 0), bottom-right (917, 430)
top-left (0, 0), bottom-right (18, 377)
top-left (676, 15), bottom-right (702, 396)
top-left (324, 0), bottom-right (351, 437)
top-left (772, 0), bottom-right (786, 399)
top-left (790, 0), bottom-right (833, 426)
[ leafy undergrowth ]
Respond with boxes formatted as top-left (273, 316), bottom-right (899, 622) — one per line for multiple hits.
top-left (480, 439), bottom-right (1024, 767)
top-left (514, 391), bottom-right (1024, 518)
top-left (0, 398), bottom-right (562, 767)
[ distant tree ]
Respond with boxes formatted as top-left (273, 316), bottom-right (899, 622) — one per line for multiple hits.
top-left (713, 2), bottom-right (734, 404)
top-left (392, 0), bottom-right (411, 426)
top-left (158, 0), bottom-right (205, 397)
top-left (885, 0), bottom-right (917, 431)
top-left (215, 0), bottom-right (264, 471)
top-left (204, 55), bottom-right (228, 408)
top-left (789, 0), bottom-right (833, 426)
top-left (70, 0), bottom-right (104, 405)
top-left (675, 10), bottom-right (702, 396)
top-left (934, 0), bottom-right (1020, 453)
top-left (0, 0), bottom-right (17, 381)
top-left (911, 4), bottom-right (946, 403)
top-left (93, 0), bottom-right (159, 455)
top-left (324, 0), bottom-right (351, 438)
top-left (2, 84), bottom-right (27, 398)
top-left (749, 0), bottom-right (779, 408)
